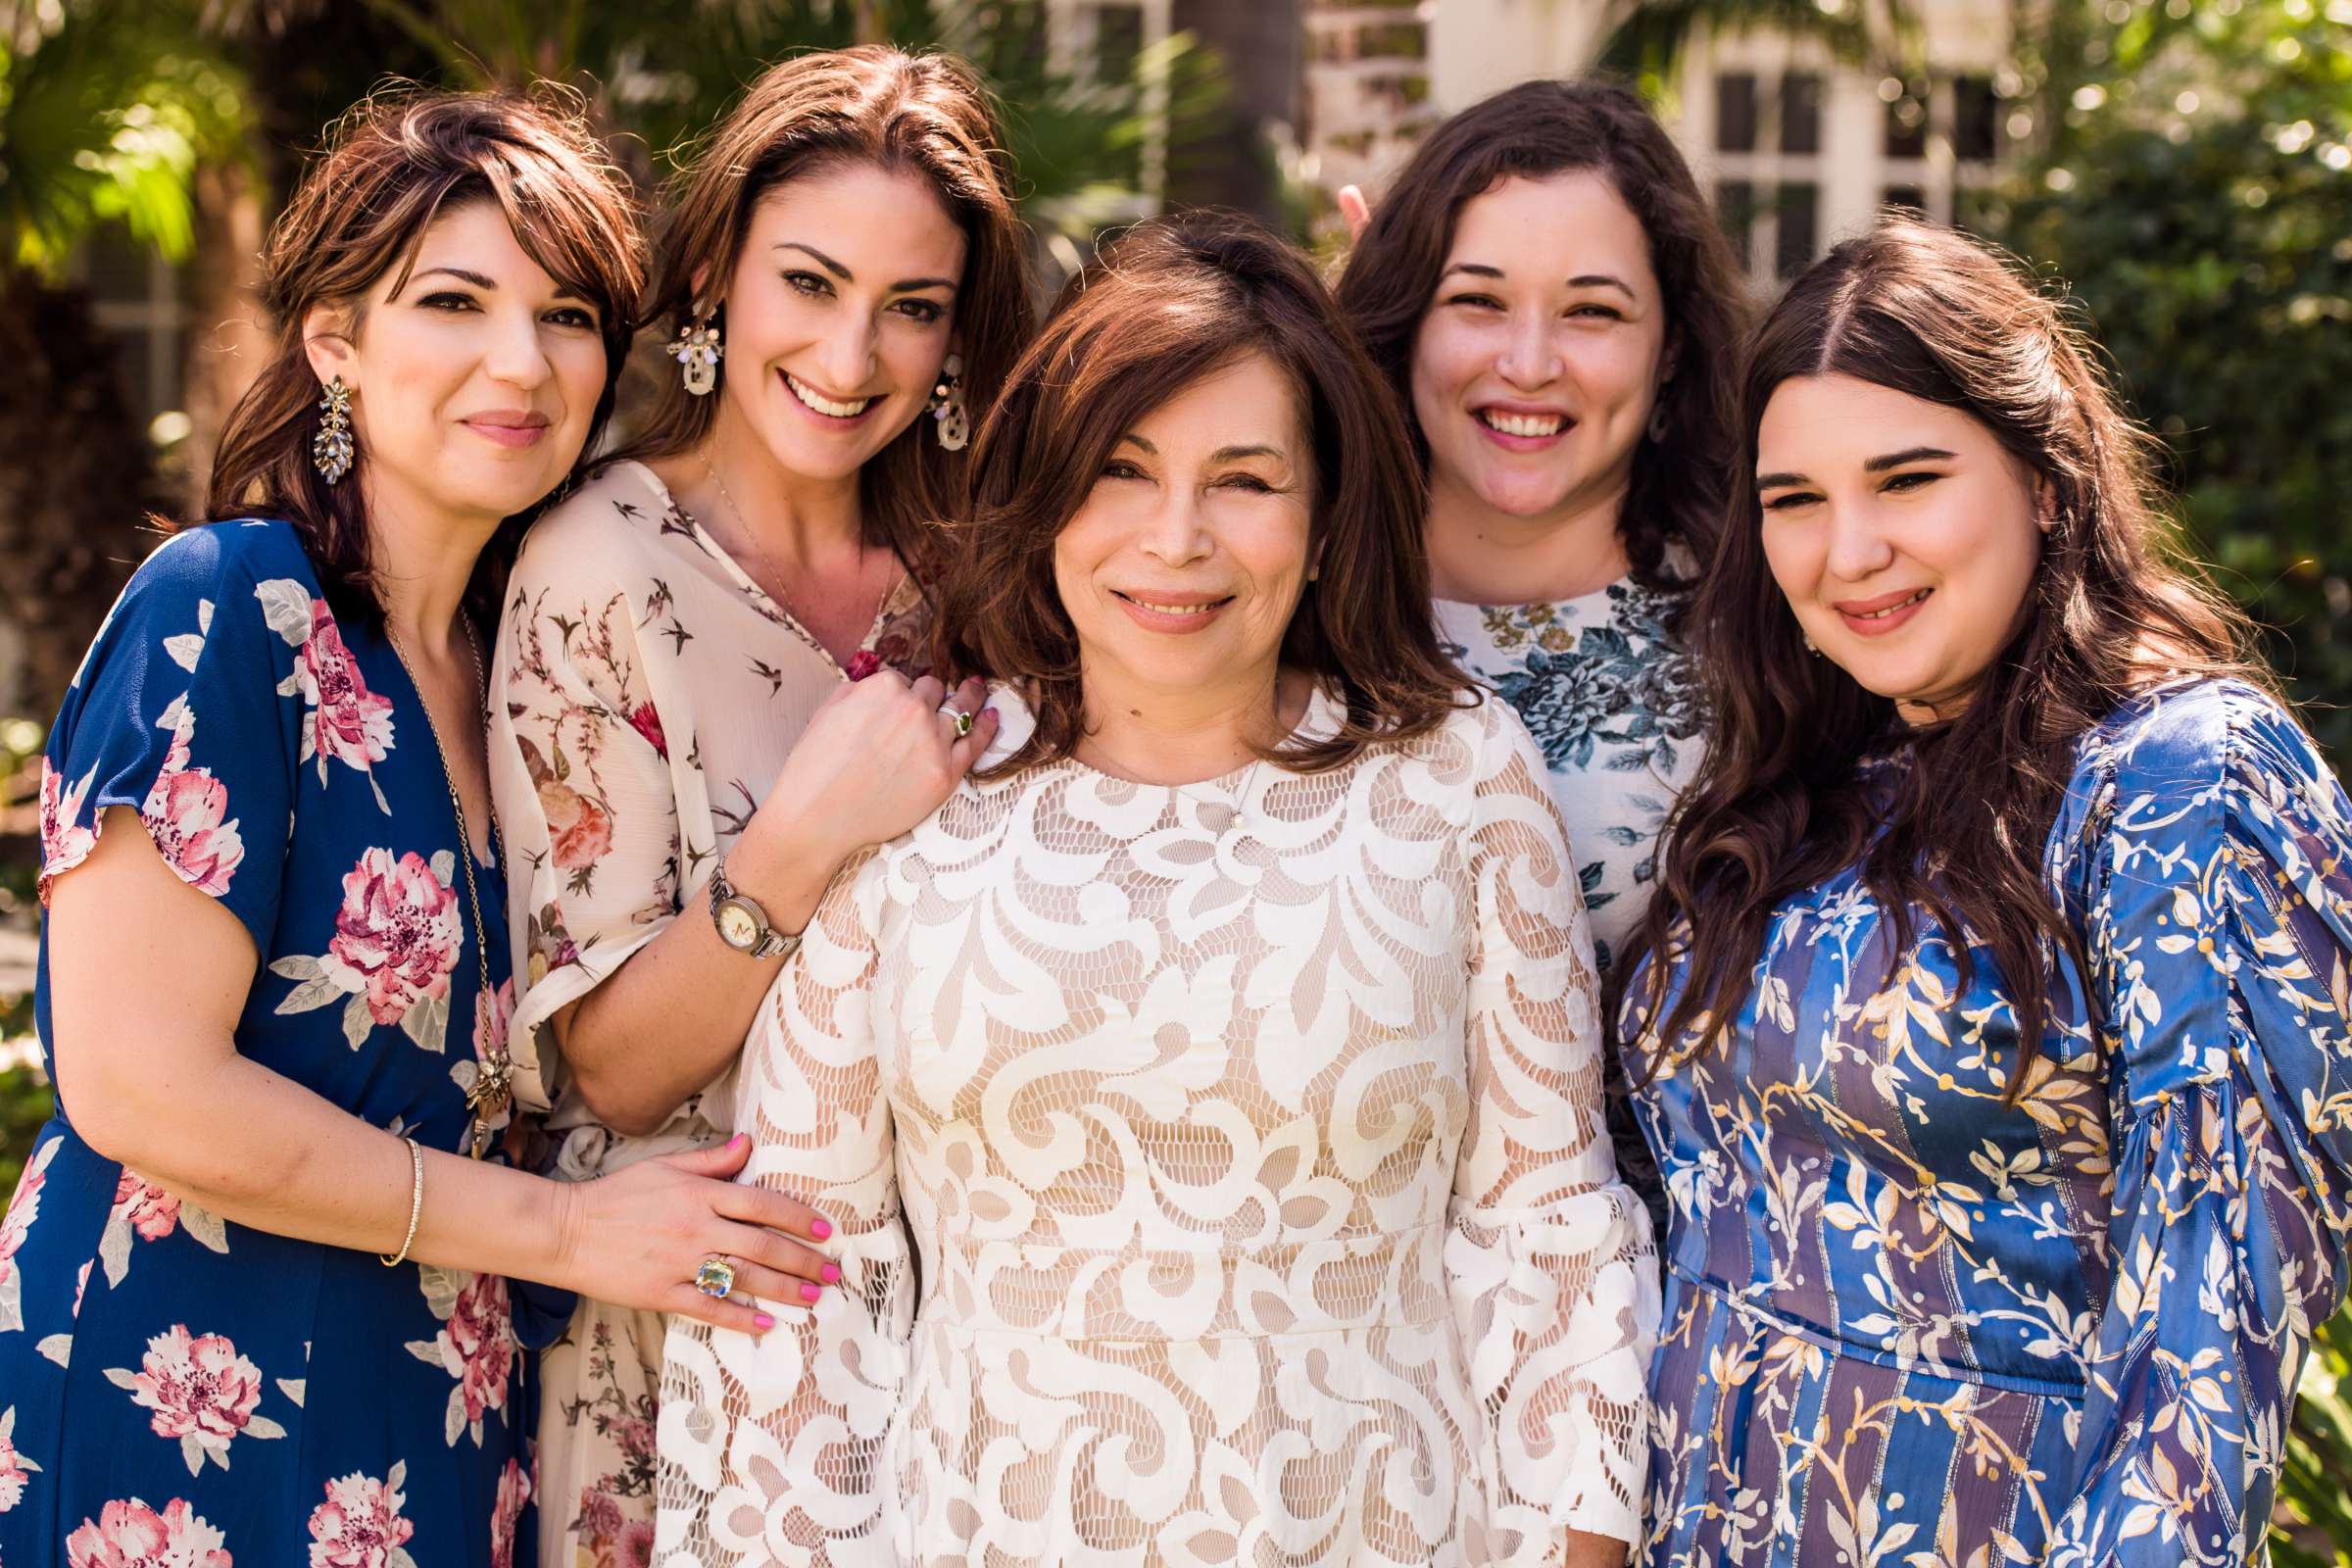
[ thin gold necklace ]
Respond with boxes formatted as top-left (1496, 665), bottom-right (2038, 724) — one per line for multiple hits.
top-left (698, 452), bottom-right (887, 657)
top-left (384, 615), bottom-right (511, 1159)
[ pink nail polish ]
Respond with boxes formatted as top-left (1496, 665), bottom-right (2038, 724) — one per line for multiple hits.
top-left (821, 1261), bottom-right (841, 1284)
top-left (809, 1217), bottom-right (832, 1240)
top-left (801, 1282), bottom-right (822, 1301)
top-left (726, 1134), bottom-right (747, 1151)
top-left (755, 1312), bottom-right (775, 1330)
top-left (982, 707), bottom-right (1000, 722)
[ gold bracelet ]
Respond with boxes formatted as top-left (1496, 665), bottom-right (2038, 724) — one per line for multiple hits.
top-left (379, 1136), bottom-right (423, 1267)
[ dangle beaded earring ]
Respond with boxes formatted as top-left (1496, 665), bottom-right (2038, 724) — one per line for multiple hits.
top-left (668, 305), bottom-right (723, 397)
top-left (929, 353), bottom-right (968, 451)
top-left (313, 376), bottom-right (355, 484)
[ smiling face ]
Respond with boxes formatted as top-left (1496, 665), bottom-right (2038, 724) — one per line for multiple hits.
top-left (1408, 170), bottom-right (1671, 525)
top-left (1054, 352), bottom-right (1314, 709)
top-left (1757, 372), bottom-right (2053, 721)
top-left (306, 199), bottom-right (610, 528)
top-left (710, 160), bottom-right (966, 482)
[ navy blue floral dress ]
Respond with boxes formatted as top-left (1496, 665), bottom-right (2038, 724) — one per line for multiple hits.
top-left (1623, 680), bottom-right (2352, 1566)
top-left (0, 520), bottom-right (557, 1567)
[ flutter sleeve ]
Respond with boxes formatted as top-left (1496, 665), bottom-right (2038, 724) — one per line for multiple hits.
top-left (489, 523), bottom-right (688, 1121)
top-left (2047, 687), bottom-right (2352, 1567)
top-left (1446, 700), bottom-right (1661, 1557)
top-left (39, 522), bottom-right (302, 955)
top-left (652, 849), bottom-right (913, 1568)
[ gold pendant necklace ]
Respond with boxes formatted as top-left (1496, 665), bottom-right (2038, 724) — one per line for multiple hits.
top-left (385, 615), bottom-right (511, 1158)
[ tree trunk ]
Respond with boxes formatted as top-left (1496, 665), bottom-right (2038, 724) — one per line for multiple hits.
top-left (179, 155), bottom-right (272, 514)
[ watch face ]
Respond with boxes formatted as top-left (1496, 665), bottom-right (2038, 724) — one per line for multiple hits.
top-left (715, 900), bottom-right (761, 951)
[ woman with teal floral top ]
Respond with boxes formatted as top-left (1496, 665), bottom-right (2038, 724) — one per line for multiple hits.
top-left (1336, 78), bottom-right (1748, 1226)
top-left (1619, 216), bottom-right (2352, 1565)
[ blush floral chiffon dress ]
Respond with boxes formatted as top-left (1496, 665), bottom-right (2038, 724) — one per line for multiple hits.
top-left (0, 520), bottom-right (557, 1566)
top-left (1624, 679), bottom-right (2352, 1567)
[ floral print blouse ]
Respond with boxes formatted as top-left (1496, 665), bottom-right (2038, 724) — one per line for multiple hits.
top-left (1622, 680), bottom-right (2352, 1566)
top-left (490, 460), bottom-right (929, 1182)
top-left (0, 518), bottom-right (549, 1567)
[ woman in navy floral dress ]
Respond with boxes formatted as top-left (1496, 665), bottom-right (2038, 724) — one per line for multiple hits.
top-left (1619, 217), bottom-right (2352, 1565)
top-left (0, 92), bottom-right (837, 1566)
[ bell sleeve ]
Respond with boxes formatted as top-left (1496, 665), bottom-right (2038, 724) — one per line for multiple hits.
top-left (1446, 699), bottom-right (1661, 1557)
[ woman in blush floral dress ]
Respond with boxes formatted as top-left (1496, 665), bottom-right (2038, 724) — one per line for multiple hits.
top-left (1619, 217), bottom-right (2352, 1566)
top-left (657, 215), bottom-right (1658, 1567)
top-left (1334, 80), bottom-right (1748, 1232)
top-left (0, 91), bottom-right (841, 1567)
top-left (488, 48), bottom-right (1031, 1564)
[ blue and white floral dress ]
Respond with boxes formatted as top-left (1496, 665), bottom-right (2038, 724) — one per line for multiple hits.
top-left (0, 519), bottom-right (557, 1567)
top-left (1623, 679), bottom-right (2352, 1566)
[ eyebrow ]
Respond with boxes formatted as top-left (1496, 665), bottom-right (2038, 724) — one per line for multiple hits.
top-left (1114, 434), bottom-right (1288, 465)
top-left (1756, 446), bottom-right (1962, 489)
top-left (1439, 262), bottom-right (1638, 300)
top-left (408, 267), bottom-right (588, 305)
top-left (774, 241), bottom-right (956, 294)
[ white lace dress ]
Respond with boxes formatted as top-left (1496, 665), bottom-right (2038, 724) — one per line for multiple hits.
top-left (654, 687), bottom-right (1659, 1566)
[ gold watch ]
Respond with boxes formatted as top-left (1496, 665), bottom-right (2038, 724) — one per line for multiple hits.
top-left (709, 858), bottom-right (801, 960)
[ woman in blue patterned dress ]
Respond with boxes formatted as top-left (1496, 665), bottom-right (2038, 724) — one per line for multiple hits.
top-left (1334, 79), bottom-right (1748, 1228)
top-left (0, 92), bottom-right (837, 1566)
top-left (1618, 215), bottom-right (2352, 1565)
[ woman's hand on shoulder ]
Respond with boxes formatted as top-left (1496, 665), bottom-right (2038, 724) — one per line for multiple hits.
top-left (550, 1134), bottom-right (841, 1334)
top-left (752, 672), bottom-right (998, 866)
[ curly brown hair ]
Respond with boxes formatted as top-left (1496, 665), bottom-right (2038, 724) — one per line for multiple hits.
top-left (934, 212), bottom-right (1472, 778)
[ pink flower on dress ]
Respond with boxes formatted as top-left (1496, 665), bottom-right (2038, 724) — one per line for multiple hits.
top-left (296, 600), bottom-right (395, 780)
top-left (38, 759), bottom-right (98, 892)
top-left (843, 649), bottom-right (883, 681)
top-left (112, 1169), bottom-right (182, 1242)
top-left (489, 1456), bottom-right (529, 1568)
top-left (435, 1271), bottom-right (515, 1428)
top-left (0, 1137), bottom-right (56, 1311)
top-left (0, 1411), bottom-right (32, 1512)
top-left (308, 1468), bottom-right (415, 1568)
top-left (119, 1326), bottom-right (265, 1460)
top-left (140, 709), bottom-right (244, 898)
top-left (64, 1495), bottom-right (231, 1568)
top-left (616, 1520), bottom-right (656, 1568)
top-left (538, 781), bottom-right (612, 870)
top-left (625, 702), bottom-right (667, 759)
top-left (325, 849), bottom-right (462, 1026)
top-left (574, 1488), bottom-right (624, 1544)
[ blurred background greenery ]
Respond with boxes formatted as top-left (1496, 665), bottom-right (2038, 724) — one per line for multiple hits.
top-left (0, 0), bottom-right (2345, 1556)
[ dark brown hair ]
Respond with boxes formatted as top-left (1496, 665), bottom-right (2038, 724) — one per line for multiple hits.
top-left (1334, 76), bottom-right (1746, 600)
top-left (613, 46), bottom-right (1032, 573)
top-left (936, 212), bottom-right (1471, 776)
top-left (1621, 216), bottom-right (2270, 1091)
top-left (201, 86), bottom-right (646, 629)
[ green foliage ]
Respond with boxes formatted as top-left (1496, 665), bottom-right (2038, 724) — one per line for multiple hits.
top-left (1983, 0), bottom-right (2352, 761)
top-left (0, 2), bottom-right (250, 270)
top-left (0, 1062), bottom-right (49, 1197)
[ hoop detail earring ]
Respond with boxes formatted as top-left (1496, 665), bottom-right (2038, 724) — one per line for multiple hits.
top-left (313, 376), bottom-right (354, 484)
top-left (930, 353), bottom-right (968, 452)
top-left (1802, 632), bottom-right (1822, 657)
top-left (1646, 396), bottom-right (1671, 444)
top-left (669, 307), bottom-right (723, 397)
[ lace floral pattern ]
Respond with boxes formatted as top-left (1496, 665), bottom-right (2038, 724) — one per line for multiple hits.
top-left (656, 690), bottom-right (1659, 1565)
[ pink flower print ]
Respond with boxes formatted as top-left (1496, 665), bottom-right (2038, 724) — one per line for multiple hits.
top-left (573, 1487), bottom-right (623, 1545)
top-left (104, 1324), bottom-right (285, 1474)
top-left (538, 780), bottom-right (613, 870)
top-left (65, 1496), bottom-right (232, 1568)
top-left (139, 707), bottom-right (244, 898)
top-left (38, 759), bottom-right (98, 894)
top-left (295, 599), bottom-right (395, 785)
top-left (616, 1520), bottom-right (656, 1568)
top-left (625, 701), bottom-right (668, 759)
top-left (308, 1465), bottom-right (416, 1568)
top-left (0, 1404), bottom-right (41, 1512)
top-left (112, 1169), bottom-right (182, 1242)
top-left (490, 1456), bottom-right (529, 1568)
top-left (0, 1137), bottom-right (58, 1333)
top-left (325, 849), bottom-right (463, 1027)
top-left (437, 1270), bottom-right (515, 1432)
top-left (843, 649), bottom-right (883, 681)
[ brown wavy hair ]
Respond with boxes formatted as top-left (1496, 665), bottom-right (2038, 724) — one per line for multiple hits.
top-left (612, 46), bottom-right (1032, 573)
top-left (201, 86), bottom-right (646, 630)
top-left (1620, 217), bottom-right (2270, 1092)
top-left (1332, 76), bottom-right (1747, 601)
top-left (935, 212), bottom-right (1471, 777)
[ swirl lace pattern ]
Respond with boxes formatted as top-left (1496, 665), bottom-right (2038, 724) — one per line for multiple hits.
top-left (655, 692), bottom-right (1659, 1566)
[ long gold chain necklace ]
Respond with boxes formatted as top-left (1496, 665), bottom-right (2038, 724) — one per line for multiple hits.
top-left (384, 615), bottom-right (511, 1158)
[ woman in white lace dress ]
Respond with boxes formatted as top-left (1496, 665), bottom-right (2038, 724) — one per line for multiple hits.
top-left (656, 216), bottom-right (1658, 1567)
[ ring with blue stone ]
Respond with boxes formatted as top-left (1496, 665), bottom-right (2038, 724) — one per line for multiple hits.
top-left (694, 1254), bottom-right (737, 1299)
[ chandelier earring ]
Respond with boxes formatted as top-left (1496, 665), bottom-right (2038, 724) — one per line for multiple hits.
top-left (929, 352), bottom-right (968, 451)
top-left (669, 305), bottom-right (724, 397)
top-left (313, 375), bottom-right (355, 484)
